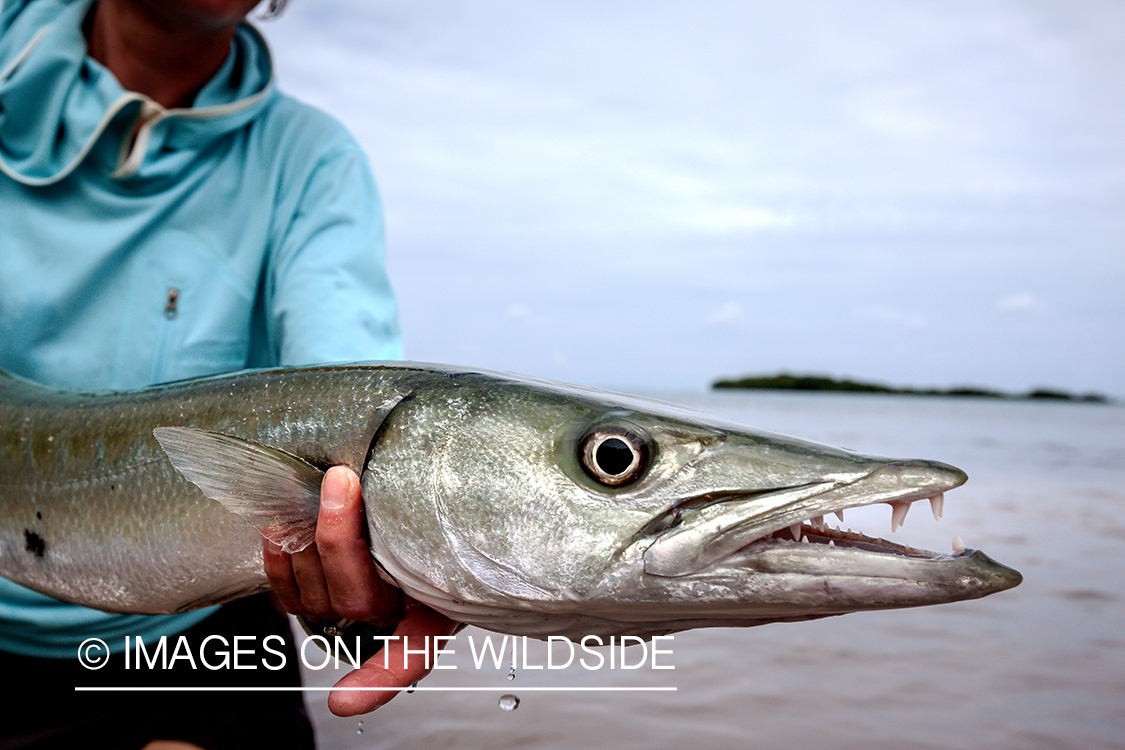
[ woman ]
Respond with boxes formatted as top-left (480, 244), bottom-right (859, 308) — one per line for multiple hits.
top-left (0, 0), bottom-right (455, 746)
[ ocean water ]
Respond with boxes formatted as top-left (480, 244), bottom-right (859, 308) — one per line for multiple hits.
top-left (303, 391), bottom-right (1125, 750)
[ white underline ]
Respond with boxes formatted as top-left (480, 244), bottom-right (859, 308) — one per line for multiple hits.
top-left (75, 685), bottom-right (677, 692)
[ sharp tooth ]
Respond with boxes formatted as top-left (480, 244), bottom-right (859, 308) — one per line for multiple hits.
top-left (929, 493), bottom-right (945, 521)
top-left (801, 534), bottom-right (809, 543)
top-left (890, 501), bottom-right (910, 532)
top-left (828, 540), bottom-right (835, 547)
top-left (812, 515), bottom-right (825, 530)
top-left (952, 535), bottom-right (965, 553)
top-left (790, 524), bottom-right (802, 541)
top-left (834, 509), bottom-right (845, 523)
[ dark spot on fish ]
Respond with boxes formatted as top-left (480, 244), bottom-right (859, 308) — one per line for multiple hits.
top-left (24, 530), bottom-right (46, 558)
top-left (36, 511), bottom-right (42, 520)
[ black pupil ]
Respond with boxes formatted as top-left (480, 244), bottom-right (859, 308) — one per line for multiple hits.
top-left (596, 438), bottom-right (635, 476)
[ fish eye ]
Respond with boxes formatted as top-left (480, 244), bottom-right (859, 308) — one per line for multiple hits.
top-left (579, 426), bottom-right (650, 486)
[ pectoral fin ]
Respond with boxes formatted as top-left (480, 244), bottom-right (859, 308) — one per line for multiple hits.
top-left (153, 427), bottom-right (323, 554)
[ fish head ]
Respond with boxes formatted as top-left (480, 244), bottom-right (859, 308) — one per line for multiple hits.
top-left (361, 370), bottom-right (1022, 639)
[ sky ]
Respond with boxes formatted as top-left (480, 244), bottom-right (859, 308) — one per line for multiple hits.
top-left (258, 1), bottom-right (1125, 398)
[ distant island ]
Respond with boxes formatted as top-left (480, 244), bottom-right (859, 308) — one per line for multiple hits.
top-left (712, 373), bottom-right (1111, 404)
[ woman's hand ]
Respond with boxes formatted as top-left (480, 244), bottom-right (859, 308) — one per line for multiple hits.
top-left (264, 465), bottom-right (458, 714)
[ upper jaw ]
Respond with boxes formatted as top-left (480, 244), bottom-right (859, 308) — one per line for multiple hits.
top-left (640, 457), bottom-right (969, 577)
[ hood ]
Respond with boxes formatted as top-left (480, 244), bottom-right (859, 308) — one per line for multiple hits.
top-left (0, 0), bottom-right (275, 185)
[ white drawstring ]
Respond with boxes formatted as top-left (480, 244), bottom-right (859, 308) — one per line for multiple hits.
top-left (0, 26), bottom-right (49, 83)
top-left (1, 26), bottom-right (146, 186)
top-left (111, 98), bottom-right (167, 179)
top-left (1, 19), bottom-right (276, 184)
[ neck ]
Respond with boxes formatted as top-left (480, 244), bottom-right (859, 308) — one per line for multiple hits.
top-left (86, 0), bottom-right (241, 109)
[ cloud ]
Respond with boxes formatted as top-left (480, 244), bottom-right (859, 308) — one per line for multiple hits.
top-left (866, 306), bottom-right (928, 330)
top-left (994, 292), bottom-right (1044, 314)
top-left (707, 301), bottom-right (744, 326)
top-left (677, 205), bottom-right (799, 236)
top-left (505, 303), bottom-right (534, 321)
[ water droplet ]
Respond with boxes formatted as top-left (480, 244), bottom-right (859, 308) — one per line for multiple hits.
top-left (356, 720), bottom-right (364, 735)
top-left (498, 694), bottom-right (520, 712)
top-left (507, 666), bottom-right (516, 681)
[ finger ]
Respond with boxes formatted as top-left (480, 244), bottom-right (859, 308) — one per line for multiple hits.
top-left (327, 602), bottom-right (459, 716)
top-left (316, 466), bottom-right (402, 624)
top-left (263, 526), bottom-right (340, 621)
top-left (288, 544), bottom-right (334, 620)
top-left (262, 540), bottom-right (304, 615)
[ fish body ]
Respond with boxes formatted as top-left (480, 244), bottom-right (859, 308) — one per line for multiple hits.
top-left (0, 363), bottom-right (1021, 639)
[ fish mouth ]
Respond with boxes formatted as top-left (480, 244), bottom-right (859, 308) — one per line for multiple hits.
top-left (639, 458), bottom-right (1006, 578)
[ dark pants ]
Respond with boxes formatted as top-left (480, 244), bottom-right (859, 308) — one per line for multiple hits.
top-left (0, 594), bottom-right (315, 750)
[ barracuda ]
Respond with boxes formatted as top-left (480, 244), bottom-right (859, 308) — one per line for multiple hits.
top-left (0, 362), bottom-right (1020, 639)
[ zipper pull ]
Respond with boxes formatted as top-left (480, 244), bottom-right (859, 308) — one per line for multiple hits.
top-left (164, 287), bottom-right (179, 319)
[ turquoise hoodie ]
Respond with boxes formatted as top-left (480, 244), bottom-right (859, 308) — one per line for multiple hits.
top-left (0, 0), bottom-right (404, 656)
